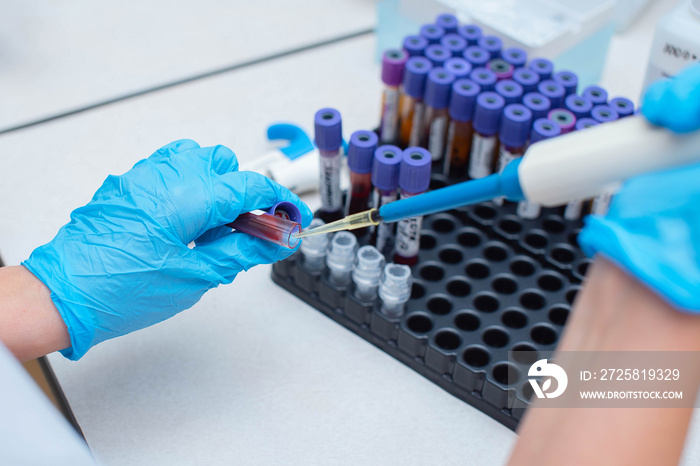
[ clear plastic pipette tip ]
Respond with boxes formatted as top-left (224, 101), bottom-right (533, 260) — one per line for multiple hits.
top-left (293, 209), bottom-right (381, 238)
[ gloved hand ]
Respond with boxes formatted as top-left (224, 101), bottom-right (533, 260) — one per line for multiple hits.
top-left (578, 64), bottom-right (700, 312)
top-left (23, 139), bottom-right (313, 360)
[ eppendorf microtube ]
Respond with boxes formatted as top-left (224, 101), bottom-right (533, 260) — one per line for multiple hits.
top-left (352, 246), bottom-right (386, 302)
top-left (326, 231), bottom-right (358, 287)
top-left (228, 212), bottom-right (301, 249)
top-left (379, 263), bottom-right (413, 317)
top-left (300, 218), bottom-right (331, 272)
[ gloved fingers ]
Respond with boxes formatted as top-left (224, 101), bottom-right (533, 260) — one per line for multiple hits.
top-left (194, 225), bottom-right (232, 246)
top-left (150, 139), bottom-right (202, 161)
top-left (202, 144), bottom-right (239, 175)
top-left (641, 63), bottom-right (700, 133)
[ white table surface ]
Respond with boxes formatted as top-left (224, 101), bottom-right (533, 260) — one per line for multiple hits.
top-left (1, 1), bottom-right (700, 464)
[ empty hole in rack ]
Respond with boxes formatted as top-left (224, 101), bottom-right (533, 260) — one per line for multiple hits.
top-left (454, 312), bottom-right (480, 331)
top-left (531, 325), bottom-right (557, 345)
top-left (439, 248), bottom-right (463, 264)
top-left (457, 229), bottom-right (483, 248)
top-left (511, 343), bottom-right (538, 365)
top-left (548, 306), bottom-right (570, 326)
top-left (492, 363), bottom-right (520, 385)
top-left (466, 261), bottom-right (490, 279)
top-left (474, 204), bottom-right (497, 220)
top-left (420, 234), bottom-right (437, 250)
top-left (502, 309), bottom-right (527, 329)
top-left (484, 244), bottom-right (508, 262)
top-left (568, 231), bottom-right (580, 247)
top-left (463, 346), bottom-right (490, 367)
top-left (551, 246), bottom-right (576, 263)
top-left (510, 257), bottom-right (536, 277)
top-left (407, 314), bottom-right (433, 333)
top-left (492, 275), bottom-right (517, 294)
top-left (435, 330), bottom-right (462, 350)
top-left (430, 177), bottom-right (448, 190)
top-left (524, 233), bottom-right (548, 249)
top-left (577, 260), bottom-right (591, 277)
top-left (520, 291), bottom-right (546, 310)
top-left (474, 293), bottom-right (499, 313)
top-left (420, 265), bottom-right (444, 282)
top-left (542, 217), bottom-right (565, 234)
top-left (566, 287), bottom-right (580, 305)
top-left (432, 217), bottom-right (456, 233)
top-left (427, 296), bottom-right (452, 315)
top-left (483, 328), bottom-right (509, 348)
top-left (499, 217), bottom-right (522, 234)
top-left (537, 273), bottom-right (564, 292)
top-left (411, 282), bottom-right (426, 299)
top-left (446, 279), bottom-right (471, 297)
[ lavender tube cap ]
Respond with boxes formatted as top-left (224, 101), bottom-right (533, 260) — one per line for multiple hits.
top-left (477, 35), bottom-right (502, 58)
top-left (565, 94), bottom-right (593, 119)
top-left (495, 79), bottom-right (524, 105)
top-left (403, 56), bottom-right (432, 98)
top-left (512, 68), bottom-right (540, 94)
top-left (529, 58), bottom-right (554, 80)
top-left (553, 70), bottom-right (578, 96)
top-left (548, 108), bottom-right (577, 133)
top-left (444, 57), bottom-right (472, 78)
top-left (420, 24), bottom-right (445, 44)
top-left (372, 145), bottom-right (402, 192)
top-left (522, 92), bottom-right (552, 121)
top-left (499, 104), bottom-right (533, 148)
top-left (537, 80), bottom-right (566, 108)
top-left (449, 79), bottom-right (481, 121)
top-left (268, 201), bottom-right (303, 224)
top-left (403, 35), bottom-right (429, 57)
top-left (502, 47), bottom-right (528, 68)
top-left (425, 44), bottom-right (450, 67)
top-left (348, 130), bottom-right (379, 174)
top-left (314, 108), bottom-right (342, 152)
top-left (424, 68), bottom-right (455, 109)
top-left (591, 105), bottom-right (620, 123)
top-left (610, 97), bottom-right (635, 117)
top-left (440, 34), bottom-right (467, 57)
top-left (530, 118), bottom-right (561, 144)
top-left (463, 46), bottom-right (490, 67)
top-left (457, 24), bottom-right (483, 45)
top-left (399, 147), bottom-right (432, 193)
top-left (575, 118), bottom-right (599, 131)
top-left (469, 67), bottom-right (497, 92)
top-left (582, 85), bottom-right (608, 105)
top-left (436, 13), bottom-right (459, 34)
top-left (382, 49), bottom-right (408, 86)
top-left (473, 91), bottom-right (506, 136)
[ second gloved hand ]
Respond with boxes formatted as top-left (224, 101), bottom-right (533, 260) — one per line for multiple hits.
top-left (23, 140), bottom-right (312, 360)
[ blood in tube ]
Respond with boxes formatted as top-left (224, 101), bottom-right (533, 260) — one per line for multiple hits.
top-left (380, 49), bottom-right (408, 144)
top-left (403, 35), bottom-right (429, 57)
top-left (227, 212), bottom-right (301, 249)
top-left (469, 91), bottom-right (505, 179)
top-left (444, 78), bottom-right (481, 177)
top-left (421, 67), bottom-right (455, 162)
top-left (398, 57), bottom-right (433, 148)
top-left (371, 145), bottom-right (403, 258)
top-left (315, 108), bottom-right (343, 223)
top-left (494, 103), bottom-right (532, 205)
top-left (346, 130), bottom-right (379, 236)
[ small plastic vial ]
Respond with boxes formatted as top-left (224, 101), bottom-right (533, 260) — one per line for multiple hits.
top-left (326, 231), bottom-right (358, 287)
top-left (352, 246), bottom-right (386, 302)
top-left (300, 218), bottom-right (331, 272)
top-left (379, 264), bottom-right (413, 317)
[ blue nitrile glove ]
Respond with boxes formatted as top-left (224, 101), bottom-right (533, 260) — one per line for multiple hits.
top-left (578, 64), bottom-right (700, 312)
top-left (23, 140), bottom-right (313, 360)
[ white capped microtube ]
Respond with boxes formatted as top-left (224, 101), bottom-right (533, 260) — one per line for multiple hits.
top-left (352, 246), bottom-right (386, 302)
top-left (326, 231), bottom-right (358, 287)
top-left (300, 218), bottom-right (331, 272)
top-left (378, 263), bottom-right (413, 317)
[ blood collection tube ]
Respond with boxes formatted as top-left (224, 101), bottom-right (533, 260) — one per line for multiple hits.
top-left (610, 97), bottom-right (635, 118)
top-left (582, 85), bottom-right (608, 105)
top-left (548, 108), bottom-right (576, 134)
top-left (372, 145), bottom-right (402, 258)
top-left (494, 104), bottom-right (532, 205)
top-left (444, 78), bottom-right (481, 177)
top-left (440, 34), bottom-right (467, 57)
top-left (403, 35), bottom-right (429, 57)
top-left (513, 68), bottom-right (540, 94)
top-left (575, 117), bottom-right (599, 131)
top-left (469, 67), bottom-right (497, 92)
top-left (564, 94), bottom-right (593, 119)
top-left (553, 70), bottom-right (578, 96)
top-left (562, 116), bottom-right (600, 219)
top-left (435, 13), bottom-right (459, 34)
top-left (420, 24), bottom-right (445, 45)
top-left (478, 35), bottom-right (502, 59)
top-left (315, 108), bottom-right (343, 223)
top-left (228, 212), bottom-right (301, 249)
top-left (425, 44), bottom-right (450, 67)
top-left (488, 59), bottom-right (514, 81)
top-left (516, 119), bottom-right (561, 219)
top-left (588, 106), bottom-right (620, 215)
top-left (501, 47), bottom-right (528, 68)
top-left (529, 58), bottom-right (554, 80)
top-left (463, 46), bottom-right (490, 68)
top-left (394, 147), bottom-right (432, 266)
top-left (444, 57), bottom-right (472, 79)
top-left (398, 56), bottom-right (432, 148)
top-left (346, 130), bottom-right (379, 236)
top-left (469, 91), bottom-right (506, 179)
top-left (537, 80), bottom-right (566, 109)
top-left (457, 24), bottom-right (483, 46)
top-left (379, 49), bottom-right (408, 144)
top-left (522, 92), bottom-right (551, 120)
top-left (422, 68), bottom-right (455, 162)
top-left (591, 105), bottom-right (619, 124)
top-left (495, 79), bottom-right (524, 104)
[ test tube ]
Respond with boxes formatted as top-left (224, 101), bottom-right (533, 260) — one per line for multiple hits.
top-left (440, 34), bottom-right (467, 57)
top-left (380, 49), bottom-right (408, 144)
top-left (371, 145), bottom-right (402, 258)
top-left (529, 58), bottom-right (554, 80)
top-left (444, 79), bottom-right (481, 177)
top-left (477, 35), bottom-right (502, 59)
top-left (537, 80), bottom-right (566, 109)
top-left (562, 118), bottom-right (598, 220)
top-left (300, 218), bottom-right (331, 272)
top-left (326, 231), bottom-right (358, 287)
top-left (425, 44), bottom-right (450, 67)
top-left (394, 147), bottom-right (432, 266)
top-left (228, 212), bottom-right (301, 249)
top-left (352, 245), bottom-right (386, 302)
top-left (495, 79), bottom-right (524, 104)
top-left (379, 264), bottom-right (413, 318)
top-left (548, 108), bottom-right (577, 134)
top-left (444, 57), bottom-right (472, 79)
top-left (516, 119), bottom-right (561, 219)
top-left (591, 105), bottom-right (619, 124)
top-left (315, 108), bottom-right (343, 223)
top-left (435, 13), bottom-right (459, 34)
top-left (501, 47), bottom-right (528, 68)
top-left (463, 46), bottom-right (490, 68)
top-left (575, 117), bottom-right (599, 131)
top-left (457, 24), bottom-right (483, 46)
top-left (420, 24), bottom-right (445, 45)
top-left (513, 68), bottom-right (541, 94)
top-left (346, 130), bottom-right (379, 236)
top-left (553, 70), bottom-right (578, 96)
top-left (421, 68), bottom-right (455, 162)
top-left (403, 35), bottom-right (429, 57)
top-left (610, 97), bottom-right (635, 118)
top-left (469, 67), bottom-right (497, 92)
top-left (564, 94), bottom-right (593, 119)
top-left (582, 85), bottom-right (608, 105)
top-left (469, 91), bottom-right (506, 179)
top-left (398, 57), bottom-right (432, 148)
top-left (588, 106), bottom-right (620, 215)
top-left (488, 59), bottom-right (514, 81)
top-left (496, 104), bottom-right (533, 179)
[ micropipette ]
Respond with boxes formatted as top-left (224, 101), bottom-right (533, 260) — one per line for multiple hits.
top-left (295, 115), bottom-right (700, 238)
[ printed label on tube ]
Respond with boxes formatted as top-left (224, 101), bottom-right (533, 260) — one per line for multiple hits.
top-left (409, 102), bottom-right (426, 147)
top-left (517, 200), bottom-right (541, 219)
top-left (493, 145), bottom-right (520, 205)
top-left (394, 192), bottom-right (423, 259)
top-left (319, 151), bottom-right (342, 212)
top-left (381, 88), bottom-right (400, 143)
top-left (428, 115), bottom-right (447, 161)
top-left (591, 191), bottom-right (613, 216)
top-left (443, 121), bottom-right (456, 175)
top-left (564, 199), bottom-right (584, 220)
top-left (374, 192), bottom-right (398, 256)
top-left (469, 133), bottom-right (497, 179)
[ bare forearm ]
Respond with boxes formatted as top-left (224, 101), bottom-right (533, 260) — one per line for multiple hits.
top-left (0, 266), bottom-right (70, 361)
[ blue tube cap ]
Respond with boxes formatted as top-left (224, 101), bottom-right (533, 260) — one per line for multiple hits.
top-left (424, 68), bottom-right (455, 109)
top-left (449, 79), bottom-right (481, 121)
top-left (314, 108), bottom-right (342, 151)
top-left (522, 92), bottom-right (551, 121)
top-left (553, 70), bottom-right (578, 96)
top-left (440, 34), bottom-right (467, 57)
top-left (403, 57), bottom-right (432, 98)
top-left (420, 24), bottom-right (445, 44)
top-left (477, 35), bottom-right (502, 58)
top-left (582, 85), bottom-right (608, 105)
top-left (499, 104), bottom-right (533, 148)
top-left (463, 46), bottom-right (490, 67)
top-left (501, 47), bottom-right (528, 68)
top-left (457, 24), bottom-right (483, 45)
top-left (530, 118), bottom-right (561, 144)
top-left (529, 58), bottom-right (553, 80)
top-left (348, 130), bottom-right (379, 174)
top-left (564, 94), bottom-right (593, 119)
top-left (436, 13), bottom-right (459, 34)
top-left (444, 57), bottom-right (472, 78)
top-left (537, 80), bottom-right (566, 108)
top-left (400, 147), bottom-right (432, 193)
top-left (268, 201), bottom-right (303, 224)
top-left (575, 117), bottom-right (599, 131)
top-left (469, 67), bottom-right (497, 92)
top-left (591, 105), bottom-right (619, 123)
top-left (372, 145), bottom-right (402, 192)
top-left (473, 91), bottom-right (506, 136)
top-left (495, 79), bottom-right (524, 105)
top-left (403, 35), bottom-right (429, 57)
top-left (512, 68), bottom-right (540, 94)
top-left (425, 44), bottom-right (450, 67)
top-left (610, 97), bottom-right (635, 117)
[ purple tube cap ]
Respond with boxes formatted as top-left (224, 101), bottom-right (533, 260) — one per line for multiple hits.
top-left (457, 24), bottom-right (483, 45)
top-left (591, 104), bottom-right (619, 123)
top-left (582, 85), bottom-right (608, 105)
top-left (488, 58), bottom-right (514, 80)
top-left (473, 91), bottom-right (506, 136)
top-left (403, 35), bottom-right (428, 57)
top-left (403, 56), bottom-right (432, 98)
top-left (548, 108), bottom-right (576, 133)
top-left (268, 201), bottom-right (302, 224)
top-left (538, 80), bottom-right (565, 106)
top-left (382, 49), bottom-right (408, 86)
top-left (477, 35), bottom-right (502, 58)
top-left (529, 58), bottom-right (554, 79)
top-left (348, 130), bottom-right (379, 174)
top-left (436, 13), bottom-right (459, 33)
top-left (575, 117), bottom-right (599, 131)
top-left (425, 44), bottom-right (450, 67)
top-left (399, 147), bottom-right (432, 193)
top-left (522, 92), bottom-right (551, 120)
top-left (530, 118), bottom-right (561, 143)
top-left (502, 47), bottom-right (528, 67)
top-left (610, 97), bottom-right (635, 117)
top-left (463, 46), bottom-right (490, 67)
top-left (314, 108), bottom-right (342, 151)
top-left (420, 24), bottom-right (445, 44)
top-left (469, 67), bottom-right (497, 91)
top-left (553, 70), bottom-right (578, 96)
top-left (441, 34), bottom-right (468, 56)
top-left (565, 94), bottom-right (593, 119)
top-left (495, 79), bottom-right (523, 104)
top-left (372, 145), bottom-right (402, 192)
top-left (449, 79), bottom-right (481, 121)
top-left (444, 57), bottom-right (472, 78)
top-left (512, 68), bottom-right (540, 93)
top-left (499, 104), bottom-right (533, 148)
top-left (424, 68), bottom-right (455, 109)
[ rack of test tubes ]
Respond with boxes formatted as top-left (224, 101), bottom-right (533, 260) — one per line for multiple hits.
top-left (271, 13), bottom-right (636, 430)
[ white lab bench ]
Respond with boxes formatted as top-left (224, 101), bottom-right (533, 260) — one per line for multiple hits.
top-left (0, 1), bottom-right (699, 465)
